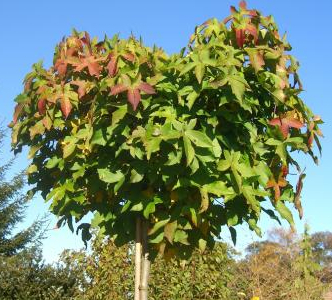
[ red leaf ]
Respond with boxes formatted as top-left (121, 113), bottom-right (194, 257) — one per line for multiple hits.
top-left (42, 115), bottom-right (52, 130)
top-left (71, 80), bottom-right (86, 98)
top-left (127, 88), bottom-right (141, 111)
top-left (122, 52), bottom-right (135, 62)
top-left (60, 96), bottom-right (72, 118)
top-left (38, 99), bottom-right (46, 115)
top-left (239, 1), bottom-right (247, 10)
top-left (24, 77), bottom-right (33, 92)
top-left (285, 118), bottom-right (304, 129)
top-left (269, 116), bottom-right (304, 139)
top-left (54, 59), bottom-right (67, 76)
top-left (246, 24), bottom-right (258, 44)
top-left (110, 84), bottom-right (127, 96)
top-left (266, 175), bottom-right (287, 201)
top-left (13, 104), bottom-right (23, 124)
top-left (281, 165), bottom-right (288, 177)
top-left (294, 173), bottom-right (305, 219)
top-left (107, 55), bottom-right (118, 77)
top-left (247, 10), bottom-right (257, 17)
top-left (267, 179), bottom-right (281, 200)
top-left (230, 6), bottom-right (237, 14)
top-left (81, 31), bottom-right (91, 48)
top-left (138, 82), bottom-right (156, 95)
top-left (74, 56), bottom-right (103, 77)
top-left (86, 57), bottom-right (102, 77)
top-left (235, 29), bottom-right (245, 48)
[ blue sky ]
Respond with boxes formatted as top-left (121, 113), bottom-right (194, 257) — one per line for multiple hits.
top-left (0, 0), bottom-right (331, 262)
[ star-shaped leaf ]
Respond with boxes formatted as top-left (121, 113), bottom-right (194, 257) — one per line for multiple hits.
top-left (110, 75), bottom-right (156, 110)
top-left (269, 115), bottom-right (304, 138)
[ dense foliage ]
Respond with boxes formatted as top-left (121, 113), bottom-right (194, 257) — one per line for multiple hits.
top-left (61, 228), bottom-right (330, 300)
top-left (62, 236), bottom-right (238, 300)
top-left (0, 247), bottom-right (84, 300)
top-left (10, 1), bottom-right (322, 258)
top-left (231, 228), bottom-right (328, 300)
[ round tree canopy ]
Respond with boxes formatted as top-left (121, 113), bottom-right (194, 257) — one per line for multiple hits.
top-left (11, 2), bottom-right (322, 258)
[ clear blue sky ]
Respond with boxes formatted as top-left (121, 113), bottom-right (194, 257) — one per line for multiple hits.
top-left (0, 0), bottom-right (331, 262)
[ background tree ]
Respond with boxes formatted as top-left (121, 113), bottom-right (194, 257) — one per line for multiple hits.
top-left (311, 231), bottom-right (332, 283)
top-left (10, 1), bottom-right (323, 298)
top-left (0, 129), bottom-right (43, 255)
top-left (231, 228), bottom-right (328, 300)
top-left (0, 128), bottom-right (84, 299)
top-left (0, 246), bottom-right (85, 300)
top-left (61, 234), bottom-right (238, 300)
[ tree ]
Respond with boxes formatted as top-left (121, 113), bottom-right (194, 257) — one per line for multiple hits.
top-left (60, 235), bottom-right (238, 300)
top-left (231, 228), bottom-right (327, 300)
top-left (0, 129), bottom-right (43, 255)
top-left (10, 1), bottom-right (323, 298)
top-left (0, 246), bottom-right (85, 300)
top-left (0, 128), bottom-right (84, 299)
top-left (311, 231), bottom-right (332, 266)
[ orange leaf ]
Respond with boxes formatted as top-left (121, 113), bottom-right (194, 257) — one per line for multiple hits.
top-left (38, 99), bottom-right (46, 115)
top-left (13, 104), bottom-right (23, 124)
top-left (71, 80), bottom-right (87, 99)
top-left (60, 95), bottom-right (72, 118)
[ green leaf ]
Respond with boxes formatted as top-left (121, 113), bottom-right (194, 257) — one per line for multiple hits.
top-left (174, 230), bottom-right (190, 245)
top-left (91, 128), bottom-right (107, 146)
top-left (149, 231), bottom-right (164, 244)
top-left (212, 138), bottom-right (222, 157)
top-left (204, 181), bottom-right (233, 197)
top-left (179, 62), bottom-right (196, 76)
top-left (275, 201), bottom-right (294, 226)
top-left (149, 218), bottom-right (170, 236)
top-left (63, 142), bottom-right (76, 158)
top-left (248, 218), bottom-right (262, 237)
top-left (187, 90), bottom-right (200, 110)
top-left (227, 213), bottom-right (238, 227)
top-left (228, 75), bottom-right (247, 101)
top-left (46, 156), bottom-right (62, 169)
top-left (243, 186), bottom-right (260, 214)
top-left (143, 202), bottom-right (155, 219)
top-left (164, 221), bottom-right (177, 244)
top-left (28, 144), bottom-right (42, 159)
top-left (183, 135), bottom-right (195, 166)
top-left (146, 138), bottom-right (161, 160)
top-left (29, 120), bottom-right (45, 139)
top-left (131, 202), bottom-right (143, 211)
top-left (98, 169), bottom-right (124, 184)
top-left (111, 105), bottom-right (127, 126)
top-left (185, 130), bottom-right (213, 148)
top-left (195, 63), bottom-right (205, 83)
top-left (121, 200), bottom-right (132, 213)
top-left (198, 238), bottom-right (207, 253)
top-left (130, 169), bottom-right (144, 183)
top-left (217, 159), bottom-right (231, 171)
top-left (199, 188), bottom-right (209, 212)
top-left (27, 164), bottom-right (37, 174)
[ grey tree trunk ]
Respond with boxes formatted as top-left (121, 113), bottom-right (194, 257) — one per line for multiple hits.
top-left (140, 220), bottom-right (151, 300)
top-left (134, 217), bottom-right (142, 300)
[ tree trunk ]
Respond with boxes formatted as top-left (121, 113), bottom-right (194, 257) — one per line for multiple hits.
top-left (140, 220), bottom-right (151, 300)
top-left (134, 217), bottom-right (142, 300)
